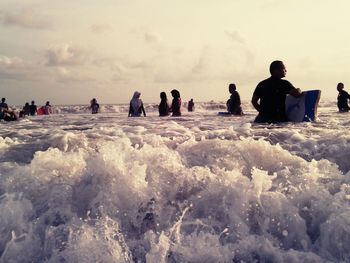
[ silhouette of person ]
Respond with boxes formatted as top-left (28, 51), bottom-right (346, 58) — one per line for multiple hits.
top-left (90, 98), bottom-right (100, 114)
top-left (0, 98), bottom-right (17, 121)
top-left (128, 91), bottom-right (146, 117)
top-left (188, 98), bottom-right (194, 112)
top-left (159, 92), bottom-right (170, 116)
top-left (44, 101), bottom-right (52, 115)
top-left (226, 83), bottom-right (243, 115)
top-left (29, 100), bottom-right (37, 116)
top-left (170, 89), bottom-right (181, 116)
top-left (337, 82), bottom-right (350, 112)
top-left (19, 102), bottom-right (30, 117)
top-left (252, 60), bottom-right (302, 123)
top-left (0, 98), bottom-right (8, 110)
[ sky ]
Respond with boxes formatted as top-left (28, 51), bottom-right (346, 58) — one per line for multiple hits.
top-left (1, 0), bottom-right (350, 105)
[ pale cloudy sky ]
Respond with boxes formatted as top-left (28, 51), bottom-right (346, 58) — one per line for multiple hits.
top-left (0, 0), bottom-right (350, 105)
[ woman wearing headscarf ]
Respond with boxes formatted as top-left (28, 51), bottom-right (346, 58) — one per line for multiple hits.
top-left (158, 92), bottom-right (170, 116)
top-left (170, 89), bottom-right (181, 116)
top-left (128, 91), bottom-right (146, 117)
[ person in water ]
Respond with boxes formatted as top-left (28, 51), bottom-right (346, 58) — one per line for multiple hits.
top-left (226, 83), bottom-right (243, 115)
top-left (251, 60), bottom-right (302, 123)
top-left (187, 99), bottom-right (194, 112)
top-left (19, 102), bottom-right (30, 117)
top-left (337, 82), bottom-right (350, 112)
top-left (159, 92), bottom-right (170, 116)
top-left (90, 98), bottom-right (100, 114)
top-left (128, 91), bottom-right (146, 117)
top-left (170, 89), bottom-right (182, 116)
top-left (29, 100), bottom-right (37, 116)
top-left (0, 108), bottom-right (18, 121)
top-left (0, 98), bottom-right (8, 110)
top-left (0, 99), bottom-right (18, 121)
top-left (44, 101), bottom-right (52, 115)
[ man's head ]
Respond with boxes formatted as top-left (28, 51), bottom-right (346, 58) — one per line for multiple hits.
top-left (337, 82), bottom-right (344, 92)
top-left (31, 100), bottom-right (35, 105)
top-left (270, 60), bottom-right (286, 78)
top-left (229, 83), bottom-right (236, 93)
top-left (1, 98), bottom-right (5, 103)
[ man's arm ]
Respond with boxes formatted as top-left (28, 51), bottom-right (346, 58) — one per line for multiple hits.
top-left (289, 88), bottom-right (303, 98)
top-left (251, 94), bottom-right (261, 112)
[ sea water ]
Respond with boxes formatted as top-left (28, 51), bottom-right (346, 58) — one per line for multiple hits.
top-left (0, 101), bottom-right (349, 263)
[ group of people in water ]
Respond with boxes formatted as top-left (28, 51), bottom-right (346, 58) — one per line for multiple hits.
top-left (2, 60), bottom-right (350, 123)
top-left (128, 89), bottom-right (184, 117)
top-left (0, 99), bottom-right (52, 121)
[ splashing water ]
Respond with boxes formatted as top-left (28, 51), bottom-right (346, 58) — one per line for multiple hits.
top-left (0, 101), bottom-right (350, 262)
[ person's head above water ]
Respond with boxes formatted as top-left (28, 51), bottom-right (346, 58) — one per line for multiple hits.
top-left (171, 89), bottom-right (180, 98)
top-left (337, 82), bottom-right (344, 92)
top-left (270, 60), bottom-right (286, 78)
top-left (229, 83), bottom-right (236, 93)
top-left (132, 91), bottom-right (141, 99)
top-left (160, 92), bottom-right (167, 100)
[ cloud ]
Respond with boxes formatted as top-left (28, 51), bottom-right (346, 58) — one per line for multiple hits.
top-left (45, 44), bottom-right (88, 67)
top-left (89, 24), bottom-right (113, 34)
top-left (1, 8), bottom-right (52, 30)
top-left (225, 30), bottom-right (245, 44)
top-left (0, 55), bottom-right (46, 81)
top-left (54, 67), bottom-right (95, 83)
top-left (144, 33), bottom-right (161, 44)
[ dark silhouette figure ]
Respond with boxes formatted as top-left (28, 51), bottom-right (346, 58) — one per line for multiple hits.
top-left (90, 98), bottom-right (100, 114)
top-left (159, 92), bottom-right (170, 116)
top-left (226, 83), bottom-right (243, 115)
top-left (187, 99), bottom-right (194, 112)
top-left (337, 82), bottom-right (350, 112)
top-left (29, 100), bottom-right (37, 116)
top-left (170, 89), bottom-right (182, 116)
top-left (0, 108), bottom-right (18, 121)
top-left (0, 98), bottom-right (17, 121)
top-left (0, 98), bottom-right (8, 110)
top-left (128, 91), bottom-right (146, 117)
top-left (44, 101), bottom-right (52, 115)
top-left (19, 102), bottom-right (30, 117)
top-left (251, 60), bottom-right (302, 123)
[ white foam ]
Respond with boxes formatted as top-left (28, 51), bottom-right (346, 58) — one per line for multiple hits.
top-left (0, 100), bottom-right (349, 262)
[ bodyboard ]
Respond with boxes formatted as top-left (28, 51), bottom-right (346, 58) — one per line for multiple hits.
top-left (37, 107), bottom-right (45, 115)
top-left (286, 90), bottom-right (321, 122)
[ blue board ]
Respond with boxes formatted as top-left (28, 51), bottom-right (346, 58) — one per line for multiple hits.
top-left (285, 90), bottom-right (321, 122)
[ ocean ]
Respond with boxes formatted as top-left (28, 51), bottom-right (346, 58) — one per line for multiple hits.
top-left (0, 100), bottom-right (349, 263)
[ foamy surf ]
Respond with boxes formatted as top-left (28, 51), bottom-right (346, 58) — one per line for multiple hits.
top-left (0, 101), bottom-right (349, 262)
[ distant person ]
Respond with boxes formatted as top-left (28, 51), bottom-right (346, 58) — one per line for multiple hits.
top-left (44, 101), bottom-right (52, 115)
top-left (226, 83), bottom-right (243, 115)
top-left (159, 92), bottom-right (170, 116)
top-left (171, 89), bottom-right (182, 116)
top-left (19, 102), bottom-right (30, 117)
top-left (128, 91), bottom-right (146, 117)
top-left (29, 100), bottom-right (37, 116)
top-left (337, 82), bottom-right (350, 112)
top-left (0, 98), bottom-right (8, 110)
top-left (90, 98), bottom-right (100, 114)
top-left (187, 99), bottom-right (194, 112)
top-left (0, 107), bottom-right (18, 122)
top-left (251, 60), bottom-right (302, 123)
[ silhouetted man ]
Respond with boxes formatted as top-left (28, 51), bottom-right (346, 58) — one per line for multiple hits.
top-left (337, 82), bottom-right (350, 112)
top-left (29, 100), bottom-right (37, 116)
top-left (252, 60), bottom-right (302, 123)
top-left (0, 98), bottom-right (8, 110)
